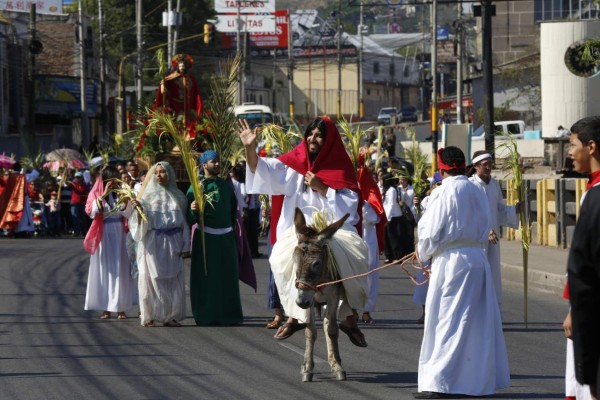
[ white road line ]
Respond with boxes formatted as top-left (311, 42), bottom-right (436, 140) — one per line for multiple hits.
top-left (277, 342), bottom-right (327, 363)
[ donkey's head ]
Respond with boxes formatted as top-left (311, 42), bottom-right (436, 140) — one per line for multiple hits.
top-left (293, 208), bottom-right (349, 309)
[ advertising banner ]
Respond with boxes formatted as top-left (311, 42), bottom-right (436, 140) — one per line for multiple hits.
top-left (0, 0), bottom-right (62, 14)
top-left (215, 0), bottom-right (275, 14)
top-left (215, 13), bottom-right (276, 33)
top-left (220, 9), bottom-right (288, 48)
top-left (35, 75), bottom-right (97, 116)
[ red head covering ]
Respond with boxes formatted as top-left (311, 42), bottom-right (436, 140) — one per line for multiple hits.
top-left (437, 148), bottom-right (466, 172)
top-left (270, 117), bottom-right (361, 243)
top-left (358, 153), bottom-right (386, 252)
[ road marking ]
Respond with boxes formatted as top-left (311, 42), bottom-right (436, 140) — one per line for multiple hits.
top-left (278, 342), bottom-right (327, 363)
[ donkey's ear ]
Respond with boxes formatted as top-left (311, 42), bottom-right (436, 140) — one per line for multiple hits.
top-left (294, 207), bottom-right (308, 234)
top-left (318, 213), bottom-right (349, 241)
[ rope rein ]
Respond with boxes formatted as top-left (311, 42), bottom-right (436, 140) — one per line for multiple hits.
top-left (315, 252), bottom-right (432, 289)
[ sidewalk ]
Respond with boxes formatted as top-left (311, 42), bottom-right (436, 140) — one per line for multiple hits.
top-left (500, 239), bottom-right (568, 296)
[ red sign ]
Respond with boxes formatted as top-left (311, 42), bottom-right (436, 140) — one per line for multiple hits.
top-left (221, 9), bottom-right (289, 49)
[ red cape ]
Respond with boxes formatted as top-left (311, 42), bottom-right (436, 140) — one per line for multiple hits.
top-left (0, 173), bottom-right (25, 230)
top-left (270, 117), bottom-right (361, 244)
top-left (358, 156), bottom-right (386, 253)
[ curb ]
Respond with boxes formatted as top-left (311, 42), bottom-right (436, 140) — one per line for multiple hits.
top-left (501, 262), bottom-right (566, 296)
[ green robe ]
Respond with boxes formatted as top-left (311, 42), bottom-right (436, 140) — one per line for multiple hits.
top-left (186, 177), bottom-right (243, 326)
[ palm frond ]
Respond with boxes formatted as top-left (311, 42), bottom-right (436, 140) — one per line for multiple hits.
top-left (201, 55), bottom-right (242, 178)
top-left (259, 123), bottom-right (301, 156)
top-left (107, 179), bottom-right (148, 222)
top-left (497, 132), bottom-right (530, 327)
top-left (338, 117), bottom-right (373, 171)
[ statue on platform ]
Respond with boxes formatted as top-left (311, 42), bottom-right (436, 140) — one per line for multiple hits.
top-left (154, 53), bottom-right (203, 137)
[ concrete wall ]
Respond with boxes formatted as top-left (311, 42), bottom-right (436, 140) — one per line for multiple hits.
top-left (541, 20), bottom-right (600, 137)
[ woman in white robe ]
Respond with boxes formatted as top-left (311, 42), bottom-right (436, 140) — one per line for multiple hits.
top-left (129, 162), bottom-right (190, 327)
top-left (416, 147), bottom-right (510, 397)
top-left (84, 166), bottom-right (135, 319)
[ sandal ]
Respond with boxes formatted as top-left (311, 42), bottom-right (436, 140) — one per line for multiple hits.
top-left (274, 322), bottom-right (307, 340)
top-left (362, 312), bottom-right (374, 324)
top-left (339, 322), bottom-right (368, 347)
top-left (164, 320), bottom-right (182, 327)
top-left (117, 312), bottom-right (128, 320)
top-left (143, 320), bottom-right (155, 327)
top-left (100, 312), bottom-right (111, 320)
top-left (266, 317), bottom-right (283, 329)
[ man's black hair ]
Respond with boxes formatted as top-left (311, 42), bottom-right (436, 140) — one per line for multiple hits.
top-left (304, 118), bottom-right (327, 142)
top-left (440, 146), bottom-right (466, 175)
top-left (570, 116), bottom-right (600, 150)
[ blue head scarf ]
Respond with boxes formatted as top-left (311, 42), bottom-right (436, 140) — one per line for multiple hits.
top-left (199, 150), bottom-right (219, 165)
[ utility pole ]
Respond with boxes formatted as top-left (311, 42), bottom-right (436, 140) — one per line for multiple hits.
top-left (336, 0), bottom-right (342, 119)
top-left (430, 0), bottom-right (438, 173)
top-left (26, 4), bottom-right (38, 155)
top-left (172, 0), bottom-right (181, 56)
top-left (79, 0), bottom-right (89, 150)
top-left (167, 0), bottom-right (172, 61)
top-left (98, 0), bottom-right (107, 141)
top-left (236, 1), bottom-right (243, 105)
top-left (482, 0), bottom-right (495, 156)
top-left (454, 2), bottom-right (463, 124)
top-left (136, 0), bottom-right (143, 103)
top-left (287, 13), bottom-right (294, 119)
top-left (358, 0), bottom-right (364, 120)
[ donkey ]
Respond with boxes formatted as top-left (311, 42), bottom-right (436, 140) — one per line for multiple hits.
top-left (293, 207), bottom-right (350, 382)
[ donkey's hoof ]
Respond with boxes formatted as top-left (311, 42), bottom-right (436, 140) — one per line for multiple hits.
top-left (302, 373), bottom-right (313, 382)
top-left (335, 370), bottom-right (346, 381)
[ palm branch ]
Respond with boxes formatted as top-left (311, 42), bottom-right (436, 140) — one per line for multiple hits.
top-left (259, 123), bottom-right (301, 156)
top-left (337, 116), bottom-right (373, 171)
top-left (200, 55), bottom-right (242, 178)
top-left (497, 133), bottom-right (530, 327)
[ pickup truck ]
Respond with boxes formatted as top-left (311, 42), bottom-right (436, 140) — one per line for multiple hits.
top-left (471, 120), bottom-right (526, 140)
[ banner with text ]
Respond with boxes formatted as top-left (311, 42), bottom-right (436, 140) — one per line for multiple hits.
top-left (1, 0), bottom-right (63, 14)
top-left (215, 0), bottom-right (275, 13)
top-left (221, 10), bottom-right (288, 48)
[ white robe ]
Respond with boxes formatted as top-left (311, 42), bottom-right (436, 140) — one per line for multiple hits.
top-left (417, 175), bottom-right (510, 396)
top-left (362, 201), bottom-right (380, 313)
top-left (246, 157), bottom-right (368, 323)
top-left (469, 175), bottom-right (519, 307)
top-left (84, 195), bottom-right (135, 313)
top-left (129, 195), bottom-right (190, 326)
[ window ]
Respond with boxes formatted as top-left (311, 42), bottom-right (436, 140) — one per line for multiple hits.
top-left (374, 61), bottom-right (379, 74)
top-left (389, 62), bottom-right (395, 77)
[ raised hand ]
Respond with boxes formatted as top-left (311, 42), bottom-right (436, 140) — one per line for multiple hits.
top-left (237, 119), bottom-right (257, 148)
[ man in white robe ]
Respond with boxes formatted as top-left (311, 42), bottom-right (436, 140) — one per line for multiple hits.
top-left (415, 146), bottom-right (510, 399)
top-left (239, 116), bottom-right (369, 347)
top-left (468, 151), bottom-right (521, 309)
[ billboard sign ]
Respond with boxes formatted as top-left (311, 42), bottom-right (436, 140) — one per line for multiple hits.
top-left (35, 75), bottom-right (97, 116)
top-left (215, 0), bottom-right (275, 13)
top-left (1, 0), bottom-right (63, 14)
top-left (215, 13), bottom-right (276, 33)
top-left (221, 10), bottom-right (288, 48)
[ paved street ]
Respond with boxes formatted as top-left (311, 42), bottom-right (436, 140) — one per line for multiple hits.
top-left (0, 238), bottom-right (567, 399)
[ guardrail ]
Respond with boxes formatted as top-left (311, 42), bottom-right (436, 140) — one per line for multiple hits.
top-left (502, 177), bottom-right (587, 248)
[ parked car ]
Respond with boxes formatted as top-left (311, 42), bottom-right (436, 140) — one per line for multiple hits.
top-left (377, 107), bottom-right (398, 126)
top-left (398, 105), bottom-right (418, 123)
top-left (471, 120), bottom-right (526, 141)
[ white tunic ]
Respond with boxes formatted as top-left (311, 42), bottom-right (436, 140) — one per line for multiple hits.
top-left (469, 175), bottom-right (519, 307)
top-left (417, 175), bottom-right (510, 396)
top-left (246, 157), bottom-right (368, 323)
top-left (129, 193), bottom-right (190, 326)
top-left (362, 201), bottom-right (380, 313)
top-left (84, 195), bottom-right (135, 312)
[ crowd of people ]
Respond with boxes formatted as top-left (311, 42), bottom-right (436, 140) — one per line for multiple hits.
top-left (1, 114), bottom-right (598, 400)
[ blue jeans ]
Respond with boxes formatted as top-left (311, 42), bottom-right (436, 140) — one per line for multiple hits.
top-left (70, 203), bottom-right (85, 235)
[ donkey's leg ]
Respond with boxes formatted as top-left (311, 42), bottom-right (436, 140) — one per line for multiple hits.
top-left (301, 308), bottom-right (317, 382)
top-left (324, 289), bottom-right (346, 381)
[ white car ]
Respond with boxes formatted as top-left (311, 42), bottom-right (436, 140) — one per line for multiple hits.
top-left (472, 120), bottom-right (525, 141)
top-left (377, 107), bottom-right (398, 126)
